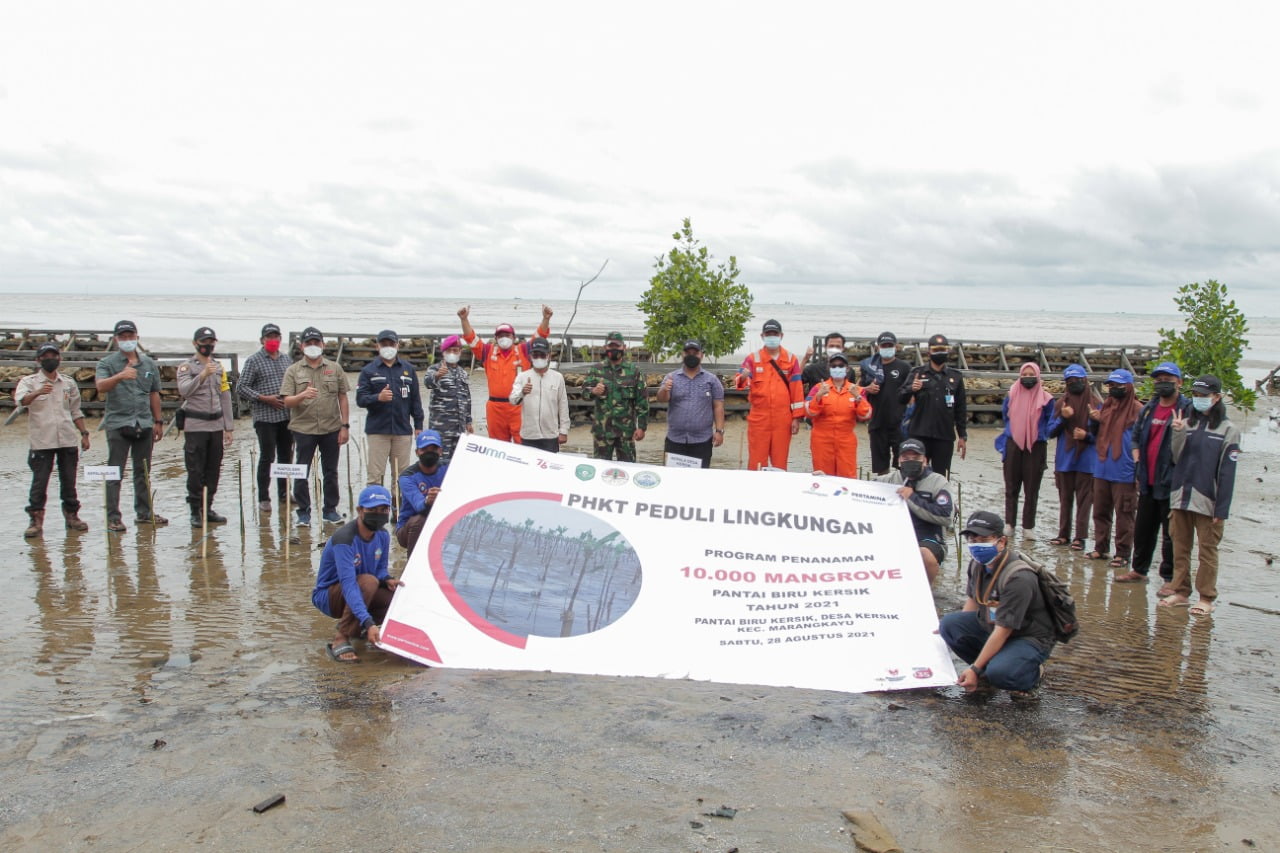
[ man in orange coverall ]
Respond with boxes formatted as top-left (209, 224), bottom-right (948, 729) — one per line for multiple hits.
top-left (458, 304), bottom-right (552, 443)
top-left (736, 319), bottom-right (805, 470)
top-left (805, 350), bottom-right (872, 477)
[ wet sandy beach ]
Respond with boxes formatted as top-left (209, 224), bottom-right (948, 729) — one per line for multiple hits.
top-left (3, 381), bottom-right (1280, 851)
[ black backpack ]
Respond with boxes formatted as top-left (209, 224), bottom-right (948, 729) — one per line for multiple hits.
top-left (1010, 554), bottom-right (1080, 643)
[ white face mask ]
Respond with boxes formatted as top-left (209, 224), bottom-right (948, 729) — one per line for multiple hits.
top-left (443, 352), bottom-right (460, 365)
top-left (379, 346), bottom-right (398, 361)
top-left (532, 358), bottom-right (548, 370)
top-left (303, 345), bottom-right (323, 360)
top-left (763, 336), bottom-right (781, 350)
top-left (829, 366), bottom-right (847, 380)
top-left (496, 337), bottom-right (514, 350)
top-left (826, 347), bottom-right (843, 357)
top-left (118, 339), bottom-right (138, 353)
top-left (879, 347), bottom-right (896, 359)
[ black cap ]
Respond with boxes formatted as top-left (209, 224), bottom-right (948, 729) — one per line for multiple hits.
top-left (876, 331), bottom-right (898, 345)
top-left (683, 339), bottom-right (702, 351)
top-left (114, 320), bottom-right (137, 335)
top-left (301, 326), bottom-right (324, 343)
top-left (377, 329), bottom-right (399, 343)
top-left (529, 337), bottom-right (551, 354)
top-left (928, 333), bottom-right (949, 349)
top-left (900, 438), bottom-right (926, 456)
top-left (261, 323), bottom-right (282, 337)
top-left (762, 319), bottom-right (782, 334)
top-left (193, 326), bottom-right (217, 342)
top-left (1191, 374), bottom-right (1222, 395)
top-left (36, 342), bottom-right (60, 357)
top-left (827, 351), bottom-right (849, 365)
top-left (961, 511), bottom-right (1005, 538)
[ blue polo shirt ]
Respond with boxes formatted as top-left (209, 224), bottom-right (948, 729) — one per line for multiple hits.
top-left (664, 367), bottom-right (724, 443)
top-left (311, 520), bottom-right (391, 628)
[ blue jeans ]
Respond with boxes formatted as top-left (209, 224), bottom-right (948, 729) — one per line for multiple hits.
top-left (939, 610), bottom-right (1050, 691)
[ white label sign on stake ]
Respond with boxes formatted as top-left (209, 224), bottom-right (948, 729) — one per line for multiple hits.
top-left (664, 452), bottom-right (703, 469)
top-left (270, 463), bottom-right (310, 479)
top-left (84, 465), bottom-right (122, 481)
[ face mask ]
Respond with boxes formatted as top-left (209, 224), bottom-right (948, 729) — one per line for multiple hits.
top-left (900, 459), bottom-right (924, 479)
top-left (40, 358), bottom-right (60, 373)
top-left (829, 367), bottom-right (847, 380)
top-left (444, 352), bottom-right (460, 365)
top-left (197, 343), bottom-right (215, 357)
top-left (606, 349), bottom-right (624, 361)
top-left (1019, 376), bottom-right (1038, 389)
top-left (683, 354), bottom-right (701, 369)
top-left (879, 347), bottom-right (896, 359)
top-left (967, 541), bottom-right (1000, 565)
top-left (379, 346), bottom-right (398, 361)
top-left (362, 512), bottom-right (390, 531)
top-left (929, 351), bottom-right (947, 365)
top-left (496, 337), bottom-right (514, 350)
top-left (1108, 385), bottom-right (1128, 399)
top-left (303, 345), bottom-right (323, 360)
top-left (532, 358), bottom-right (548, 370)
top-left (826, 347), bottom-right (844, 357)
top-left (1066, 379), bottom-right (1087, 394)
top-left (1153, 381), bottom-right (1176, 399)
top-left (763, 336), bottom-right (781, 350)
top-left (419, 450), bottom-right (440, 468)
top-left (118, 339), bottom-right (138, 353)
top-left (263, 339), bottom-right (281, 354)
top-left (1191, 396), bottom-right (1213, 413)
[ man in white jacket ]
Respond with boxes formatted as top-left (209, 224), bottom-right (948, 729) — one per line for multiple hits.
top-left (509, 338), bottom-right (570, 452)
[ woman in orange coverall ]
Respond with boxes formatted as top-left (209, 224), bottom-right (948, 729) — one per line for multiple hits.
top-left (806, 351), bottom-right (872, 477)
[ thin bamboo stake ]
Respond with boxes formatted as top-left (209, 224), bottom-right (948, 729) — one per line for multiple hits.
top-left (201, 485), bottom-right (208, 560)
top-left (236, 458), bottom-right (245, 538)
top-left (285, 477), bottom-right (291, 562)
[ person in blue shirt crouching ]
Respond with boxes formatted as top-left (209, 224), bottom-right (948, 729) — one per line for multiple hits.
top-left (397, 429), bottom-right (450, 557)
top-left (312, 485), bottom-right (403, 663)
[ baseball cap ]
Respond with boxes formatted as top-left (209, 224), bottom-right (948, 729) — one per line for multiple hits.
top-left (1106, 368), bottom-right (1134, 385)
top-left (114, 320), bottom-right (138, 335)
top-left (927, 333), bottom-right (949, 349)
top-left (529, 337), bottom-right (550, 354)
top-left (1063, 364), bottom-right (1088, 380)
top-left (876, 331), bottom-right (898, 346)
top-left (605, 331), bottom-right (625, 344)
top-left (416, 429), bottom-right (443, 450)
top-left (193, 326), bottom-right (217, 341)
top-left (1191, 374), bottom-right (1222, 394)
top-left (1151, 361), bottom-right (1182, 379)
top-left (36, 342), bottom-right (60, 356)
top-left (441, 334), bottom-right (462, 350)
top-left (828, 351), bottom-right (849, 365)
top-left (261, 323), bottom-right (282, 337)
top-left (301, 326), bottom-right (324, 343)
top-left (682, 340), bottom-right (702, 351)
top-left (961, 510), bottom-right (1005, 538)
top-left (900, 438), bottom-right (927, 456)
top-left (357, 485), bottom-right (393, 509)
top-left (762, 319), bottom-right (782, 334)
top-left (495, 323), bottom-right (516, 337)
top-left (377, 329), bottom-right (399, 344)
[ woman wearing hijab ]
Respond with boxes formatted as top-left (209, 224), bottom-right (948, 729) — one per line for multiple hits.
top-left (995, 362), bottom-right (1055, 537)
top-left (1046, 365), bottom-right (1100, 549)
top-left (1157, 375), bottom-right (1241, 615)
top-left (1087, 368), bottom-right (1143, 567)
top-left (805, 351), bottom-right (871, 477)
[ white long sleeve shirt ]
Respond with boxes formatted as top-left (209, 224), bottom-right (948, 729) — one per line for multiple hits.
top-left (509, 368), bottom-right (571, 440)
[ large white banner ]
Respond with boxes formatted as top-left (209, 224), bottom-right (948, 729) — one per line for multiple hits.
top-left (380, 436), bottom-right (956, 693)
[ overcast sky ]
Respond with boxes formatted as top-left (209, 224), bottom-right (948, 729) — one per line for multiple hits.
top-left (2, 1), bottom-right (1278, 315)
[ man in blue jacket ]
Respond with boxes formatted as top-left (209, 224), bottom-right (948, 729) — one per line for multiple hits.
top-left (1116, 362), bottom-right (1192, 584)
top-left (397, 429), bottom-right (450, 557)
top-left (356, 329), bottom-right (424, 489)
top-left (312, 485), bottom-right (403, 663)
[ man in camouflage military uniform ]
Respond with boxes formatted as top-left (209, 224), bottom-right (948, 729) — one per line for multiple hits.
top-left (422, 334), bottom-right (474, 462)
top-left (584, 331), bottom-right (648, 461)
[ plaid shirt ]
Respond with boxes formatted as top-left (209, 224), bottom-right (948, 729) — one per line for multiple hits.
top-left (237, 348), bottom-right (292, 424)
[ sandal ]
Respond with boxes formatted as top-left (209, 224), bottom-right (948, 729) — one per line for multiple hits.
top-left (1069, 539), bottom-right (1085, 551)
top-left (1108, 556), bottom-right (1128, 568)
top-left (1190, 600), bottom-right (1216, 616)
top-left (1048, 537), bottom-right (1070, 546)
top-left (326, 642), bottom-right (359, 663)
top-left (1112, 571), bottom-right (1147, 583)
top-left (1156, 583), bottom-right (1177, 598)
top-left (1157, 594), bottom-right (1190, 608)
top-left (1085, 550), bottom-right (1110, 561)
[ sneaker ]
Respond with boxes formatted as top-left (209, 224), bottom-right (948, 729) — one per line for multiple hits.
top-left (258, 500), bottom-right (272, 513)
top-left (206, 509), bottom-right (228, 524)
top-left (136, 513), bottom-right (169, 526)
top-left (296, 510), bottom-right (311, 527)
top-left (322, 510), bottom-right (344, 524)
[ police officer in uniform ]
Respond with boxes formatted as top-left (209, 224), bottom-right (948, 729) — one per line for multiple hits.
top-left (176, 326), bottom-right (235, 526)
top-left (900, 333), bottom-right (967, 477)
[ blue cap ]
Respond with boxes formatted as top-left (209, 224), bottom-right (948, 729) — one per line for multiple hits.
top-left (416, 429), bottom-right (443, 450)
top-left (1106, 368), bottom-right (1134, 385)
top-left (358, 485), bottom-right (392, 508)
top-left (1063, 364), bottom-right (1087, 379)
top-left (1151, 361), bottom-right (1182, 379)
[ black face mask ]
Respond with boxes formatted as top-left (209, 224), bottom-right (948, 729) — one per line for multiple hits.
top-left (197, 343), bottom-right (215, 357)
top-left (1153, 381), bottom-right (1177, 399)
top-left (606, 349), bottom-right (624, 361)
top-left (40, 358), bottom-right (60, 373)
top-left (1019, 376), bottom-right (1038, 389)
top-left (683, 354), bottom-right (701, 369)
top-left (929, 352), bottom-right (948, 365)
top-left (1108, 385), bottom-right (1129, 399)
top-left (900, 460), bottom-right (924, 479)
top-left (362, 512), bottom-right (390, 531)
top-left (1066, 379), bottom-right (1087, 394)
top-left (419, 451), bottom-right (440, 468)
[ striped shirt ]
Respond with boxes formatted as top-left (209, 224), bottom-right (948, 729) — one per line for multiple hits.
top-left (237, 348), bottom-right (292, 424)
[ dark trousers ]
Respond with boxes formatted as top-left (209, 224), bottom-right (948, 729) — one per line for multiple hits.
top-left (1055, 470), bottom-right (1093, 542)
top-left (913, 435), bottom-right (955, 478)
top-left (1132, 493), bottom-right (1173, 579)
top-left (184, 431), bottom-right (224, 511)
top-left (27, 446), bottom-right (81, 514)
top-left (105, 427), bottom-right (155, 523)
top-left (868, 428), bottom-right (901, 475)
top-left (293, 430), bottom-right (340, 514)
top-left (522, 437), bottom-right (560, 453)
top-left (254, 420), bottom-right (294, 502)
top-left (1092, 479), bottom-right (1137, 559)
top-left (664, 437), bottom-right (713, 468)
top-left (1002, 440), bottom-right (1047, 529)
top-left (939, 610), bottom-right (1049, 691)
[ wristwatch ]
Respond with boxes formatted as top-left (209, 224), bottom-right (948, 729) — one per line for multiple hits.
top-left (714, 428), bottom-right (724, 434)
top-left (341, 423), bottom-right (350, 429)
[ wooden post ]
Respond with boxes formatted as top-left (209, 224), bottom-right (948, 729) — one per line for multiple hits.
top-left (201, 485), bottom-right (208, 559)
top-left (236, 459), bottom-right (245, 538)
top-left (284, 478), bottom-right (291, 562)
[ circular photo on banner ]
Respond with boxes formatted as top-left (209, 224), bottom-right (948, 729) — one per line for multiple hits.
top-left (437, 496), bottom-right (643, 639)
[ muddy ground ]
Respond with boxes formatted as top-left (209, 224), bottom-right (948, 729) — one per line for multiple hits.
top-left (2, 378), bottom-right (1279, 852)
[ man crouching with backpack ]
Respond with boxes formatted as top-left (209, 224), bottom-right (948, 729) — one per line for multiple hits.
top-left (940, 510), bottom-right (1057, 698)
